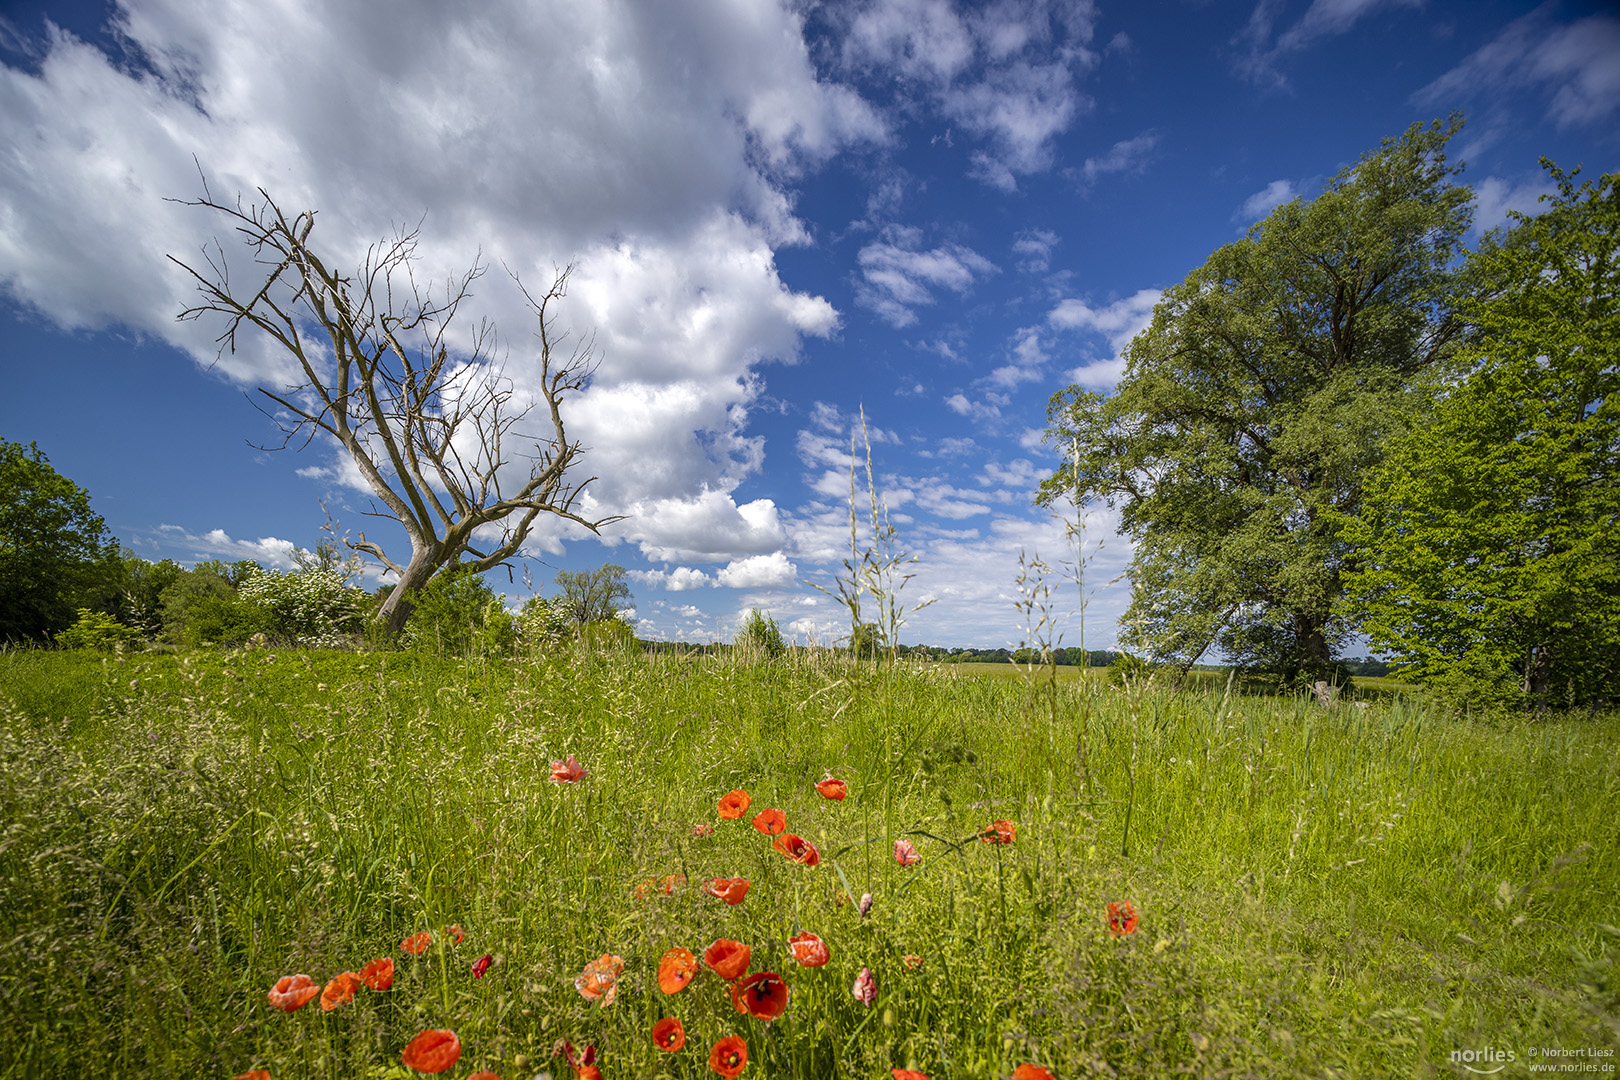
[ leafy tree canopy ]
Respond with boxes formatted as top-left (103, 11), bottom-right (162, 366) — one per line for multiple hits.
top-left (1345, 162), bottom-right (1619, 712)
top-left (1037, 118), bottom-right (1475, 686)
top-left (0, 440), bottom-right (116, 642)
top-left (553, 564), bottom-right (633, 626)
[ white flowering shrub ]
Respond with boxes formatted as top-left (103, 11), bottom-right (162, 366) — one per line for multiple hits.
top-left (238, 566), bottom-right (367, 646)
top-left (516, 594), bottom-right (572, 647)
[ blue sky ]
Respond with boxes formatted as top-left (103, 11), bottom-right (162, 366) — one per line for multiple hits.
top-left (2, 0), bottom-right (1616, 649)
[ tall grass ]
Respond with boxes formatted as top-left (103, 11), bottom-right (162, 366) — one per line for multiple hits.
top-left (0, 644), bottom-right (1614, 1078)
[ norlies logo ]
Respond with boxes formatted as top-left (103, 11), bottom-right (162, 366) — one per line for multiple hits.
top-left (1452, 1047), bottom-right (1517, 1074)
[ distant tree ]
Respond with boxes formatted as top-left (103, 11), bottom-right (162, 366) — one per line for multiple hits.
top-left (171, 187), bottom-right (620, 636)
top-left (1037, 118), bottom-right (1475, 688)
top-left (553, 564), bottom-right (633, 626)
top-left (0, 440), bottom-right (116, 642)
top-left (735, 608), bottom-right (786, 660)
top-left (1346, 164), bottom-right (1620, 713)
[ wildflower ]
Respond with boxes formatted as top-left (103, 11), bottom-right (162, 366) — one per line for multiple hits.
top-left (979, 820), bottom-right (1016, 844)
top-left (693, 822), bottom-right (715, 837)
top-left (852, 966), bottom-right (877, 1007)
top-left (401, 932), bottom-right (432, 955)
top-left (1107, 900), bottom-right (1139, 936)
top-left (903, 954), bottom-right (922, 970)
top-left (446, 924), bottom-right (465, 946)
top-left (731, 971), bottom-right (790, 1021)
top-left (660, 873), bottom-right (686, 894)
top-left (709, 1035), bottom-right (748, 1078)
top-left (401, 1028), bottom-right (462, 1073)
top-left (703, 938), bottom-right (751, 981)
top-left (232, 1071), bottom-right (272, 1080)
top-left (704, 876), bottom-right (752, 905)
top-left (893, 838), bottom-right (921, 866)
top-left (468, 1073), bottom-right (504, 1080)
top-left (320, 971), bottom-right (362, 1011)
top-left (752, 808), bottom-right (787, 835)
top-left (472, 954), bottom-right (493, 979)
top-left (550, 754), bottom-right (589, 783)
top-left (359, 957), bottom-right (395, 991)
top-left (575, 954), bottom-right (624, 1006)
top-left (1010, 1066), bottom-right (1054, 1080)
top-left (632, 878), bottom-right (655, 900)
top-left (718, 789), bottom-right (752, 819)
top-left (266, 974), bottom-right (319, 1012)
top-left (772, 833), bottom-right (821, 866)
top-left (555, 1040), bottom-right (602, 1080)
top-left (658, 947), bottom-right (698, 994)
top-left (652, 1016), bottom-right (686, 1052)
top-left (788, 931), bottom-right (829, 967)
top-left (858, 892), bottom-right (874, 918)
top-left (815, 777), bottom-right (847, 800)
top-left (893, 1070), bottom-right (931, 1080)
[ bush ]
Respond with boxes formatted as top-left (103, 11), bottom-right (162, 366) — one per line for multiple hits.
top-left (516, 594), bottom-right (571, 649)
top-left (238, 565), bottom-right (367, 646)
top-left (1106, 652), bottom-right (1157, 688)
top-left (735, 608), bottom-right (786, 661)
top-left (401, 568), bottom-right (515, 658)
top-left (54, 609), bottom-right (143, 651)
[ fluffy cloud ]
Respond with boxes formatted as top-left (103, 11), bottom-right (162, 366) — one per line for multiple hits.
top-left (1047, 287), bottom-right (1161, 391)
top-left (1236, 178), bottom-right (1298, 222)
top-left (631, 566), bottom-right (713, 591)
top-left (1077, 131), bottom-right (1158, 186)
top-left (0, 0), bottom-right (884, 571)
top-left (856, 226), bottom-right (996, 327)
top-left (1234, 0), bottom-right (1422, 87)
top-left (1415, 9), bottom-right (1620, 129)
top-left (716, 551), bottom-right (798, 588)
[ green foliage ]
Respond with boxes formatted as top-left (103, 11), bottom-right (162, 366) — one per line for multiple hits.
top-left (515, 593), bottom-right (572, 647)
top-left (401, 566), bottom-right (516, 658)
top-left (735, 607), bottom-right (786, 660)
top-left (0, 649), bottom-right (1614, 1078)
top-left (1038, 118), bottom-right (1475, 684)
top-left (0, 440), bottom-right (117, 642)
top-left (553, 563), bottom-right (633, 625)
top-left (237, 563), bottom-right (367, 646)
top-left (1105, 652), bottom-right (1157, 688)
top-left (55, 608), bottom-right (145, 651)
top-left (1346, 163), bottom-right (1620, 712)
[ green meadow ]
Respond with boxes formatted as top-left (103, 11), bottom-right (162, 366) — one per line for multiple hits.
top-left (0, 644), bottom-right (1615, 1079)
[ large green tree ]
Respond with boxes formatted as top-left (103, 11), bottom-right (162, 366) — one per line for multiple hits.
top-left (0, 441), bottom-right (117, 642)
top-left (1345, 164), bottom-right (1619, 712)
top-left (553, 563), bottom-right (633, 626)
top-left (1037, 119), bottom-right (1475, 685)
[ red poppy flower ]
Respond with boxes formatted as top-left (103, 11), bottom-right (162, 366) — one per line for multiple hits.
top-left (709, 1035), bottom-right (748, 1078)
top-left (704, 876), bottom-right (752, 905)
top-left (232, 1071), bottom-right (272, 1080)
top-left (468, 1073), bottom-right (504, 1080)
top-left (401, 932), bottom-right (432, 955)
top-left (731, 971), bottom-right (790, 1021)
top-left (446, 924), bottom-right (465, 946)
top-left (788, 931), bottom-right (828, 967)
top-left (575, 954), bottom-right (624, 1005)
top-left (815, 777), bottom-right (847, 800)
top-left (752, 808), bottom-right (787, 835)
top-left (852, 967), bottom-right (877, 1007)
top-left (1010, 1066), bottom-right (1054, 1080)
top-left (771, 833), bottom-right (820, 866)
top-left (401, 1028), bottom-right (461, 1073)
top-left (903, 954), bottom-right (923, 970)
top-left (893, 838), bottom-right (921, 865)
top-left (979, 820), bottom-right (1016, 844)
top-left (660, 873), bottom-right (686, 894)
top-left (893, 1070), bottom-right (931, 1080)
top-left (658, 947), bottom-right (698, 994)
top-left (320, 971), bottom-right (362, 1011)
top-left (556, 1041), bottom-right (602, 1080)
top-left (1107, 900), bottom-right (1139, 936)
top-left (652, 1016), bottom-right (686, 1052)
top-left (472, 953), bottom-right (493, 979)
top-left (718, 789), bottom-right (751, 819)
top-left (693, 822), bottom-right (715, 837)
top-left (266, 974), bottom-right (319, 1012)
top-left (550, 754), bottom-right (589, 783)
top-left (704, 938), bottom-right (751, 981)
top-left (360, 957), bottom-right (394, 991)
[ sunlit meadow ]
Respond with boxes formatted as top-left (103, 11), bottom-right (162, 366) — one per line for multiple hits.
top-left (0, 642), bottom-right (1616, 1079)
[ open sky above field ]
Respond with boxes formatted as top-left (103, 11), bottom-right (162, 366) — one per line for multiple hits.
top-left (2, 0), bottom-right (1616, 649)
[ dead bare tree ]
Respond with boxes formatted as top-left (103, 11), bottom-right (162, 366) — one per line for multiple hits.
top-left (170, 185), bottom-right (619, 635)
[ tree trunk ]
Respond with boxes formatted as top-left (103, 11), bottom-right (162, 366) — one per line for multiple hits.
top-left (1526, 642), bottom-right (1553, 718)
top-left (374, 546), bottom-right (442, 637)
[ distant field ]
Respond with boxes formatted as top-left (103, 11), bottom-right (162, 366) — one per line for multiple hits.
top-left (939, 660), bottom-right (1421, 696)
